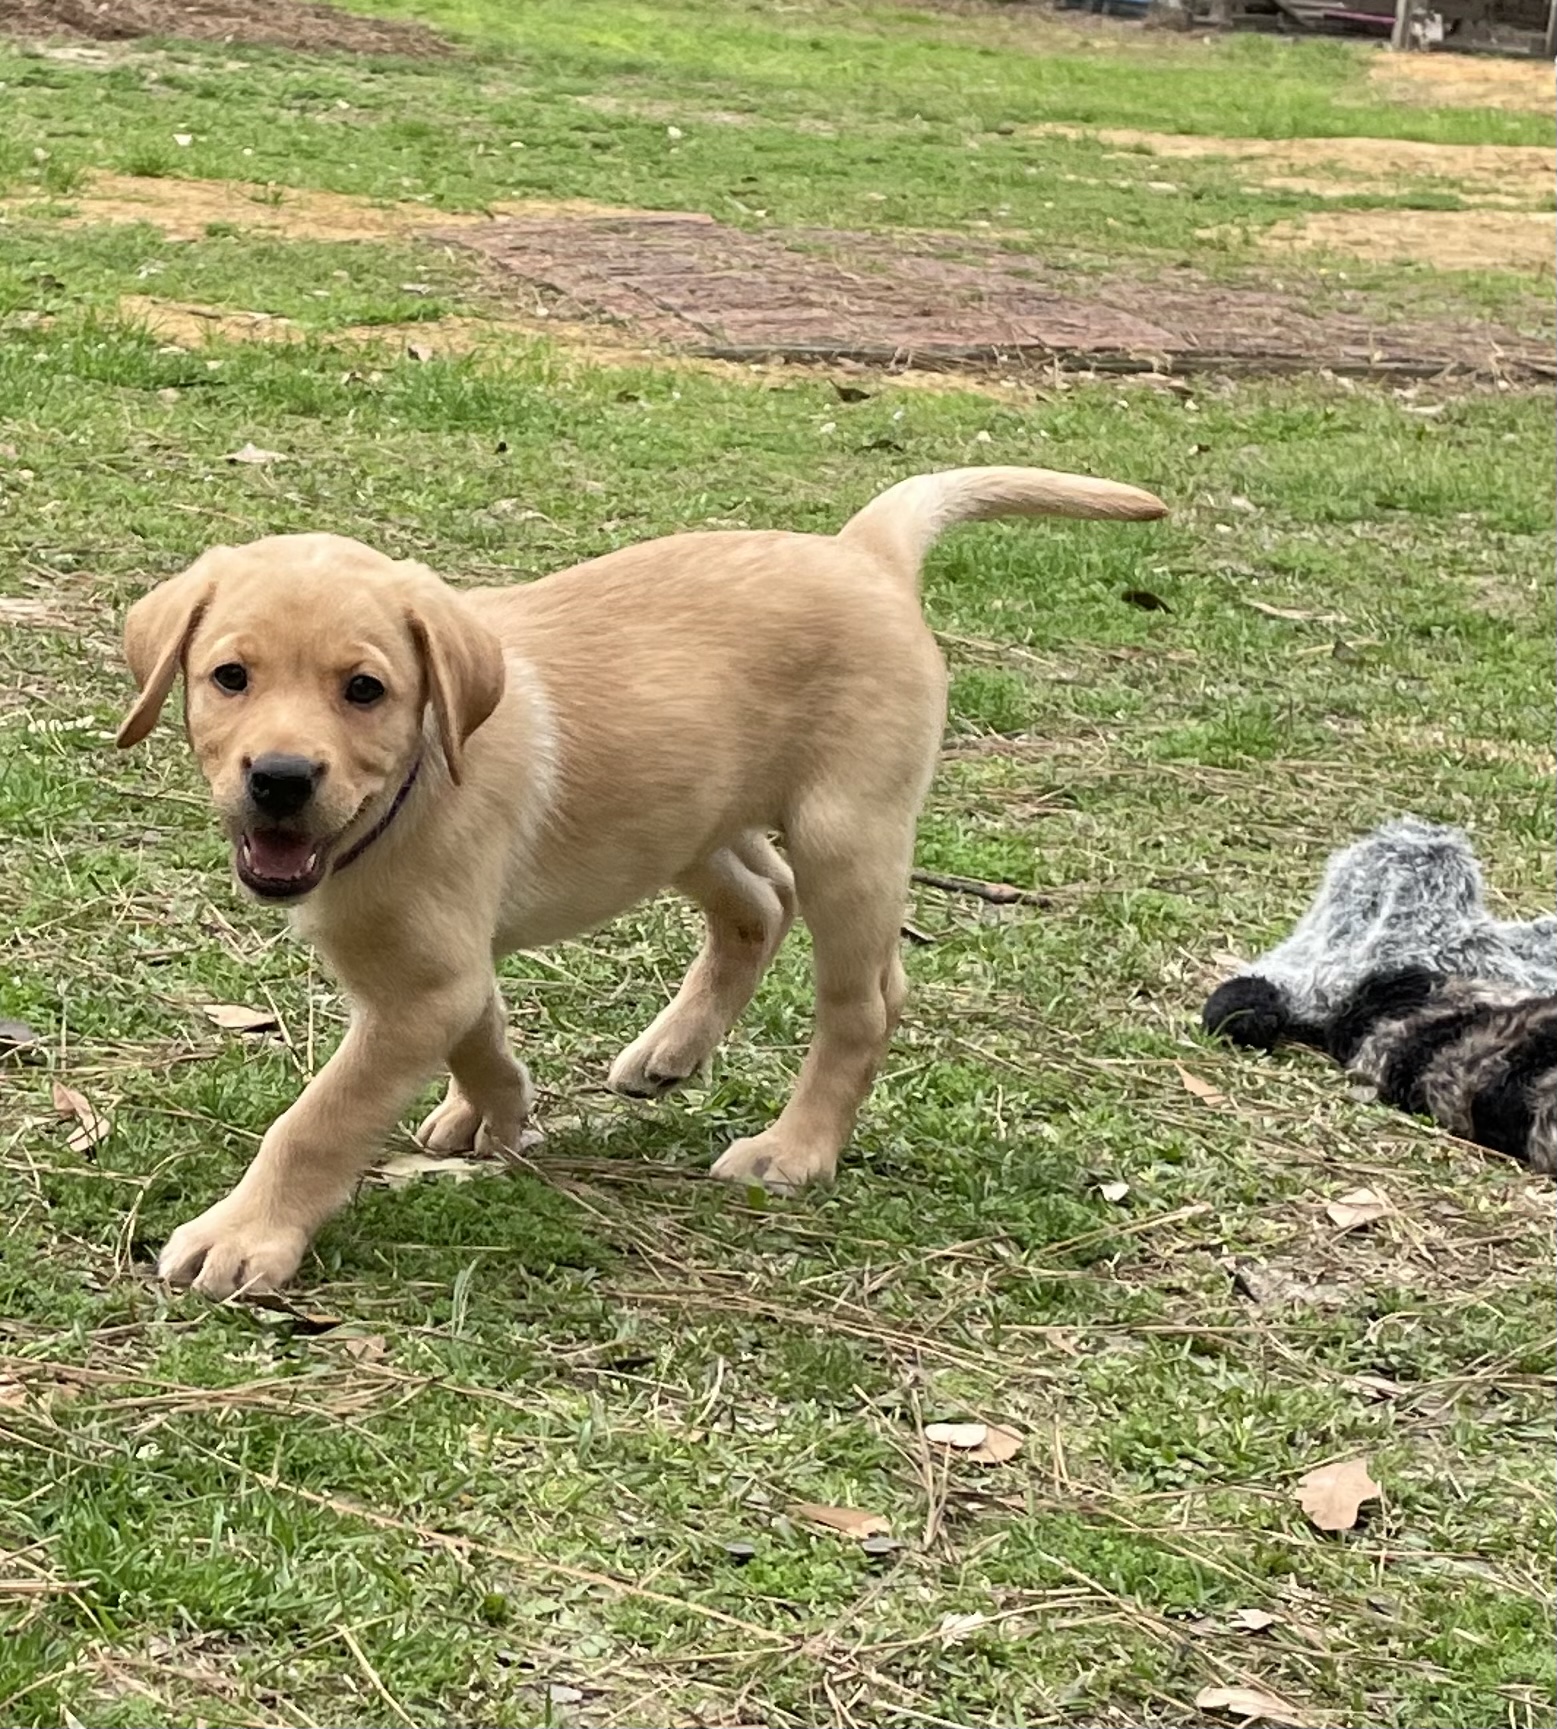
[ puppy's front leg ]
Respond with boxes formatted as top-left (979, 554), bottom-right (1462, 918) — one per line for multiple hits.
top-left (159, 978), bottom-right (490, 1298)
top-left (417, 988), bottom-right (536, 1157)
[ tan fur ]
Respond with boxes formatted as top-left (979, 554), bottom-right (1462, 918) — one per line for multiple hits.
top-left (117, 466), bottom-right (1165, 1297)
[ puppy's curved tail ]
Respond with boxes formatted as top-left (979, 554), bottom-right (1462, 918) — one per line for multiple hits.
top-left (837, 465), bottom-right (1167, 592)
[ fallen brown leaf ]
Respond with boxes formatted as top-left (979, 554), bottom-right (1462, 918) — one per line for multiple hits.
top-left (1229, 1607), bottom-right (1278, 1632)
top-left (202, 1002), bottom-right (280, 1034)
top-left (936, 1610), bottom-right (988, 1645)
top-left (925, 1420), bottom-right (985, 1447)
top-left (1344, 1372), bottom-right (1406, 1401)
top-left (1232, 1261), bottom-right (1349, 1310)
top-left (340, 1334), bottom-right (388, 1363)
top-left (0, 1377), bottom-right (81, 1410)
top-left (0, 1017), bottom-right (40, 1054)
top-left (374, 1150), bottom-right (487, 1187)
top-left (1325, 1186), bottom-right (1392, 1231)
top-left (1194, 1683), bottom-right (1311, 1726)
top-left (1176, 1064), bottom-right (1227, 1107)
top-left (1296, 1456), bottom-right (1380, 1533)
top-left (405, 340), bottom-right (435, 362)
top-left (243, 1292), bottom-right (345, 1333)
top-left (51, 1081), bottom-right (109, 1155)
top-left (924, 1420), bottom-right (1023, 1464)
top-left (787, 1502), bottom-right (891, 1540)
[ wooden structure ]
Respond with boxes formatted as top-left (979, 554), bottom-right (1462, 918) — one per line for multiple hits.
top-left (1152, 0), bottom-right (1556, 49)
top-left (1392, 0), bottom-right (1555, 48)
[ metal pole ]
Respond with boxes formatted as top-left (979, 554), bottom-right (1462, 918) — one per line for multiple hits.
top-left (1390, 0), bottom-right (1415, 50)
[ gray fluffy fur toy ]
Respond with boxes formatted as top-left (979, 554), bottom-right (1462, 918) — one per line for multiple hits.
top-left (1203, 817), bottom-right (1557, 1171)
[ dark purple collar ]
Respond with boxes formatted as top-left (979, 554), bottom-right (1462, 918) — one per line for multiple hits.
top-left (333, 754), bottom-right (423, 876)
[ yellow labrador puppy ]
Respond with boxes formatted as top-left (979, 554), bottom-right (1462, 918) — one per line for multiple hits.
top-left (117, 466), bottom-right (1164, 1297)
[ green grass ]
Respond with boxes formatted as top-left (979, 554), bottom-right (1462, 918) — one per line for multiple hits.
top-left (1, 2), bottom-right (1554, 1726)
top-left (0, 0), bottom-right (1551, 273)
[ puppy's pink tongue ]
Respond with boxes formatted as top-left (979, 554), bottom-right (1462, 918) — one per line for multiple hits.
top-left (245, 831), bottom-right (316, 879)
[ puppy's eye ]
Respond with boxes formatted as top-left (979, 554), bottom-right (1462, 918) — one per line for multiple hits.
top-left (344, 673), bottom-right (386, 707)
top-left (211, 663), bottom-right (248, 694)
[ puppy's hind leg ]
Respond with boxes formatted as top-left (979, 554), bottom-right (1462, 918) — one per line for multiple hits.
top-left (609, 833), bottom-right (795, 1098)
top-left (711, 804), bottom-right (914, 1195)
top-left (417, 986), bottom-right (536, 1157)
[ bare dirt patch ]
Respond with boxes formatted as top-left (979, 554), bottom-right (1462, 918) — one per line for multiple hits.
top-left (109, 294), bottom-right (1043, 396)
top-left (1031, 123), bottom-right (1555, 205)
top-left (0, 0), bottom-right (450, 56)
top-left (572, 92), bottom-right (842, 137)
top-left (116, 293), bottom-right (579, 361)
top-left (1369, 48), bottom-right (1556, 114)
top-left (1265, 208), bottom-right (1556, 273)
top-left (437, 211), bottom-right (1556, 380)
top-left (118, 295), bottom-right (311, 345)
top-left (0, 171), bottom-right (665, 245)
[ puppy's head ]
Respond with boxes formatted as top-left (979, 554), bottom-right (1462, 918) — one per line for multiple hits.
top-left (117, 533), bottom-right (504, 903)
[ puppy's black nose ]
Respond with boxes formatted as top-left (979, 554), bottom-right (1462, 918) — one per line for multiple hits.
top-left (247, 753), bottom-right (323, 819)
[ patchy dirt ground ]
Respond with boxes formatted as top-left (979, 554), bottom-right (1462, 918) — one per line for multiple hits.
top-left (1032, 123), bottom-right (1556, 206)
top-left (0, 0), bottom-right (448, 56)
top-left (7, 170), bottom-right (1550, 379)
top-left (1368, 47), bottom-right (1556, 113)
top-left (1266, 208), bottom-right (1557, 273)
top-left (110, 293), bottom-right (1076, 396)
top-left (1035, 121), bottom-right (1556, 269)
top-left (439, 211), bottom-right (1555, 379)
top-left (115, 292), bottom-right (609, 364)
top-left (0, 171), bottom-right (659, 244)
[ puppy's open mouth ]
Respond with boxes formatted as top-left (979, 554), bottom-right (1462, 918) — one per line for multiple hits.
top-left (236, 829), bottom-right (334, 900)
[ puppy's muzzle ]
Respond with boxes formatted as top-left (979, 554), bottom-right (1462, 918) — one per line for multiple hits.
top-left (247, 753), bottom-right (324, 820)
top-left (236, 754), bottom-right (335, 901)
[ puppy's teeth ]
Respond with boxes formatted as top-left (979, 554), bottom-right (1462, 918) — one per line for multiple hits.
top-left (306, 851), bottom-right (319, 872)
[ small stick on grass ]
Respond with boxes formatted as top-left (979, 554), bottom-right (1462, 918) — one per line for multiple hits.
top-left (911, 869), bottom-right (1044, 906)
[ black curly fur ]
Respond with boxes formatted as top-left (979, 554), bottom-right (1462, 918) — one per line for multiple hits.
top-left (1324, 966), bottom-right (1441, 1069)
top-left (1202, 820), bottom-right (1555, 1171)
top-left (1470, 1022), bottom-right (1557, 1162)
top-left (1207, 963), bottom-right (1556, 1172)
top-left (1201, 977), bottom-right (1325, 1052)
top-left (1326, 971), bottom-right (1556, 1171)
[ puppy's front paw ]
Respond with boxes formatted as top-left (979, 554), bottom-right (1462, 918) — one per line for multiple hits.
top-left (474, 1120), bottom-right (543, 1161)
top-left (710, 1131), bottom-right (837, 1196)
top-left (159, 1198), bottom-right (310, 1299)
top-left (607, 1029), bottom-right (710, 1098)
top-left (417, 1094), bottom-right (483, 1153)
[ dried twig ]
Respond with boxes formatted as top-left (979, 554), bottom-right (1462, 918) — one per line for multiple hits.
top-left (337, 1623), bottom-right (418, 1728)
top-left (910, 869), bottom-right (1043, 906)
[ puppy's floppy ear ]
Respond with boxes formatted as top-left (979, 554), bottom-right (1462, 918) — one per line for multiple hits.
top-left (116, 557), bottom-right (220, 749)
top-left (404, 572), bottom-right (505, 786)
